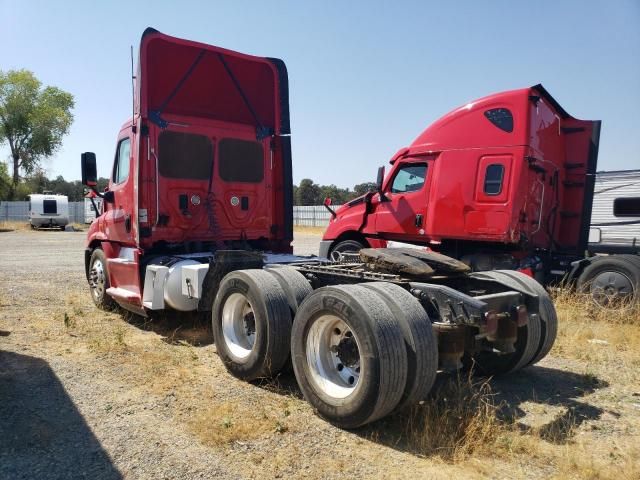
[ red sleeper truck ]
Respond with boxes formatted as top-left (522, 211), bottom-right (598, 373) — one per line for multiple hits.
top-left (82, 28), bottom-right (564, 428)
top-left (321, 88), bottom-right (640, 306)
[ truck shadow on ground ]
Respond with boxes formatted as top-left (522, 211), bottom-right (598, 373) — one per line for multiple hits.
top-left (0, 351), bottom-right (122, 479)
top-left (489, 366), bottom-right (609, 443)
top-left (125, 310), bottom-right (214, 347)
top-left (357, 366), bottom-right (609, 457)
top-left (258, 365), bottom-right (609, 458)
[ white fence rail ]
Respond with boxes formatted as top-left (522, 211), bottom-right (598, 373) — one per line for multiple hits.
top-left (292, 205), bottom-right (340, 228)
top-left (1, 202), bottom-right (337, 227)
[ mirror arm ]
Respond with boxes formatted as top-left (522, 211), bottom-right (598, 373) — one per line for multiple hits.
top-left (323, 203), bottom-right (337, 219)
top-left (88, 196), bottom-right (100, 217)
top-left (89, 185), bottom-right (105, 199)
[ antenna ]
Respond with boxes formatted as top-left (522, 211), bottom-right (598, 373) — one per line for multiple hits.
top-left (131, 45), bottom-right (137, 133)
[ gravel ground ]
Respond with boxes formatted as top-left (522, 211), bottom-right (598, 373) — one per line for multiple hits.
top-left (0, 229), bottom-right (637, 479)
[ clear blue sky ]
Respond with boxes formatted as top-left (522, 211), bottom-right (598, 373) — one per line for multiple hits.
top-left (1, 0), bottom-right (639, 188)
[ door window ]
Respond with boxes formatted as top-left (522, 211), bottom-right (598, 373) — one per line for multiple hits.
top-left (390, 164), bottom-right (427, 193)
top-left (112, 138), bottom-right (131, 184)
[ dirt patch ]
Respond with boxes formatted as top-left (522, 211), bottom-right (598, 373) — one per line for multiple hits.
top-left (1, 231), bottom-right (639, 479)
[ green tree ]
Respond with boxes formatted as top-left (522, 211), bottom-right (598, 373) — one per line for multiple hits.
top-left (0, 69), bottom-right (74, 198)
top-left (0, 162), bottom-right (11, 200)
top-left (320, 184), bottom-right (351, 204)
top-left (296, 178), bottom-right (321, 205)
top-left (353, 182), bottom-right (377, 197)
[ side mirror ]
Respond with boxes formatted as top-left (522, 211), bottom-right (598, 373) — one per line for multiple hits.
top-left (322, 196), bottom-right (336, 219)
top-left (81, 152), bottom-right (98, 187)
top-left (376, 166), bottom-right (385, 193)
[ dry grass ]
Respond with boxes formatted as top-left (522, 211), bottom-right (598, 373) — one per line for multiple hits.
top-left (293, 225), bottom-right (326, 235)
top-left (399, 375), bottom-right (504, 461)
top-left (3, 270), bottom-right (640, 478)
top-left (0, 220), bottom-right (85, 232)
top-left (188, 400), bottom-right (293, 446)
top-left (0, 220), bottom-right (31, 232)
top-left (551, 289), bottom-right (640, 384)
top-left (551, 441), bottom-right (640, 480)
top-left (70, 222), bottom-right (86, 231)
top-left (552, 287), bottom-right (640, 325)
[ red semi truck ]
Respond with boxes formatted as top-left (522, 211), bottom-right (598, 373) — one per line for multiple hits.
top-left (82, 29), bottom-right (560, 428)
top-left (321, 88), bottom-right (640, 306)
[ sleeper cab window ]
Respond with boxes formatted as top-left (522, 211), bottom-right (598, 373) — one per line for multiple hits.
top-left (158, 131), bottom-right (213, 180)
top-left (218, 138), bottom-right (264, 183)
top-left (613, 197), bottom-right (640, 217)
top-left (112, 137), bottom-right (131, 184)
top-left (484, 164), bottom-right (505, 195)
top-left (391, 164), bottom-right (427, 193)
top-left (484, 108), bottom-right (513, 133)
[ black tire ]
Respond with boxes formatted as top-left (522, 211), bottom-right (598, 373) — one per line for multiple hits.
top-left (577, 256), bottom-right (640, 307)
top-left (618, 254), bottom-right (640, 276)
top-left (88, 248), bottom-right (117, 310)
top-left (328, 239), bottom-right (366, 262)
top-left (59, 226), bottom-right (66, 231)
top-left (291, 284), bottom-right (408, 429)
top-left (467, 270), bottom-right (543, 375)
top-left (212, 269), bottom-right (292, 381)
top-left (486, 270), bottom-right (557, 366)
top-left (264, 266), bottom-right (313, 314)
top-left (361, 282), bottom-right (438, 408)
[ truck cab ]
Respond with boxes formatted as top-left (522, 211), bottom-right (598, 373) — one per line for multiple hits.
top-left (321, 85), bottom-right (601, 284)
top-left (82, 28), bottom-right (293, 315)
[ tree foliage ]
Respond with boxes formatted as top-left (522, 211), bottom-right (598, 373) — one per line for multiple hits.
top-left (0, 69), bottom-right (74, 198)
top-left (293, 179), bottom-right (377, 205)
top-left (296, 178), bottom-right (322, 206)
top-left (3, 171), bottom-right (109, 202)
top-left (0, 162), bottom-right (11, 200)
top-left (353, 182), bottom-right (377, 197)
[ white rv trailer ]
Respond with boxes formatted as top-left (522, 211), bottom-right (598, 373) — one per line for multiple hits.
top-left (28, 193), bottom-right (69, 229)
top-left (589, 170), bottom-right (640, 253)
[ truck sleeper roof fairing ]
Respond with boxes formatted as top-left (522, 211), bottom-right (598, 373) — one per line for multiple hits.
top-left (137, 27), bottom-right (290, 137)
top-left (406, 84), bottom-right (590, 155)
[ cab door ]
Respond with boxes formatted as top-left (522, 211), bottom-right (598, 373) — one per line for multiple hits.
top-left (374, 161), bottom-right (430, 241)
top-left (104, 133), bottom-right (135, 245)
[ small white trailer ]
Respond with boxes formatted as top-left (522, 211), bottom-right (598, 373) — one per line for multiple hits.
top-left (589, 170), bottom-right (640, 252)
top-left (28, 194), bottom-right (69, 229)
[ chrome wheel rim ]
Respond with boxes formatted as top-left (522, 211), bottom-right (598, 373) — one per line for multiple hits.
top-left (590, 271), bottom-right (634, 307)
top-left (306, 315), bottom-right (362, 399)
top-left (89, 258), bottom-right (105, 301)
top-left (221, 293), bottom-right (256, 361)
